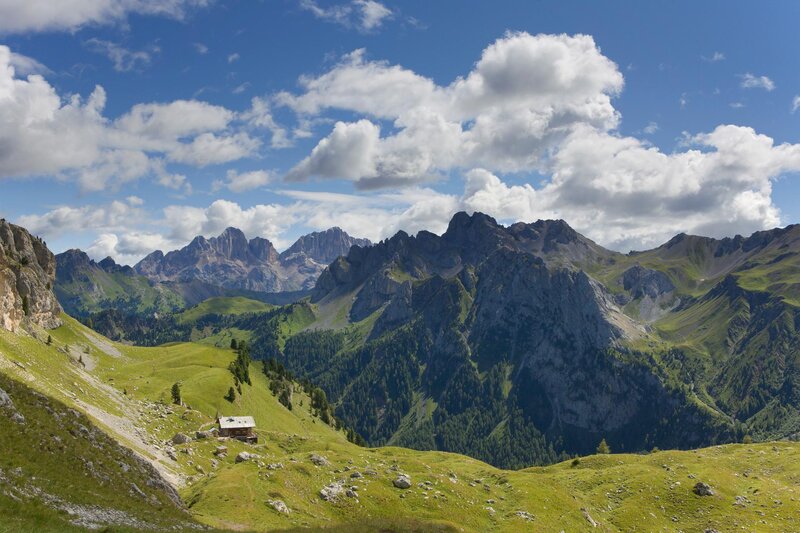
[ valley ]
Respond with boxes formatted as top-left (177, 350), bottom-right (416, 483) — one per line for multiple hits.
top-left (3, 213), bottom-right (800, 531)
top-left (3, 315), bottom-right (800, 532)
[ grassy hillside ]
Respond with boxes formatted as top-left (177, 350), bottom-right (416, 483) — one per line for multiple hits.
top-left (177, 296), bottom-right (275, 324)
top-left (0, 372), bottom-right (197, 532)
top-left (2, 317), bottom-right (800, 531)
top-left (56, 267), bottom-right (184, 317)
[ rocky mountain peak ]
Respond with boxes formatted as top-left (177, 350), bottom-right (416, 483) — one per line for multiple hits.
top-left (248, 237), bottom-right (279, 263)
top-left (209, 227), bottom-right (250, 261)
top-left (0, 220), bottom-right (62, 332)
top-left (280, 227), bottom-right (371, 265)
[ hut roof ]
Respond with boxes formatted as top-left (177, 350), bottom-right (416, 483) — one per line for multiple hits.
top-left (218, 416), bottom-right (255, 429)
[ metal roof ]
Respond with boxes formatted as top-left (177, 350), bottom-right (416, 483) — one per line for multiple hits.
top-left (218, 416), bottom-right (255, 429)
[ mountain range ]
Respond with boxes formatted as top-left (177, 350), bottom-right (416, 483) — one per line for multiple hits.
top-left (244, 211), bottom-right (800, 467)
top-left (55, 226), bottom-right (370, 316)
top-left (3, 213), bottom-right (800, 531)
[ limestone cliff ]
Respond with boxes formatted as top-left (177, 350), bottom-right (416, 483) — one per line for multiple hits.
top-left (0, 219), bottom-right (62, 331)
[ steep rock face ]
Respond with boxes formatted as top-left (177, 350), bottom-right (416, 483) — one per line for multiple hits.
top-left (135, 227), bottom-right (371, 293)
top-left (0, 220), bottom-right (62, 331)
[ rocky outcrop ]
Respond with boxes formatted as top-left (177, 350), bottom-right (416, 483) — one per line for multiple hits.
top-left (621, 265), bottom-right (674, 300)
top-left (0, 219), bottom-right (62, 332)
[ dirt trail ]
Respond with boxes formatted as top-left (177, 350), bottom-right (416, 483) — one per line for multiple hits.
top-left (75, 399), bottom-right (183, 487)
top-left (82, 329), bottom-right (123, 358)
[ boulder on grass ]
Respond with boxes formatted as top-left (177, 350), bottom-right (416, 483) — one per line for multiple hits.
top-left (393, 474), bottom-right (412, 489)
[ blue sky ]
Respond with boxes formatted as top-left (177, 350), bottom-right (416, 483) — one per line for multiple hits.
top-left (1, 0), bottom-right (799, 263)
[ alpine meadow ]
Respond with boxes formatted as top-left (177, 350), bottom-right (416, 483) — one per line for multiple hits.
top-left (2, 1), bottom-right (800, 532)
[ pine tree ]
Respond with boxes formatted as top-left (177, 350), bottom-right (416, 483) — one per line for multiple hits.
top-left (225, 386), bottom-right (236, 402)
top-left (596, 438), bottom-right (611, 454)
top-left (171, 382), bottom-right (182, 405)
top-left (230, 338), bottom-right (237, 350)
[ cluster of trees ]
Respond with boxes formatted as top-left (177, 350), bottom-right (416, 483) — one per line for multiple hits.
top-left (82, 310), bottom-right (192, 346)
top-left (264, 357), bottom-right (293, 410)
top-left (226, 339), bottom-right (252, 402)
top-left (261, 355), bottom-right (365, 445)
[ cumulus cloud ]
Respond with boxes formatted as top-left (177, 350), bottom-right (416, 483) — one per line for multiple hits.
top-left (0, 0), bottom-right (210, 34)
top-left (281, 33), bottom-right (623, 188)
top-left (0, 45), bottom-right (259, 190)
top-left (299, 0), bottom-right (393, 32)
top-left (213, 169), bottom-right (272, 193)
top-left (275, 32), bottom-right (800, 250)
top-left (740, 73), bottom-right (775, 91)
top-left (18, 197), bottom-right (146, 240)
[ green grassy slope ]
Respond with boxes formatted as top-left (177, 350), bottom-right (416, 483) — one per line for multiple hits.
top-left (2, 317), bottom-right (800, 531)
top-left (177, 296), bottom-right (275, 324)
top-left (0, 372), bottom-right (197, 532)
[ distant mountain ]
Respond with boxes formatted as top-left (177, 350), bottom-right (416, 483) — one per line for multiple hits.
top-left (247, 211), bottom-right (800, 468)
top-left (0, 219), bottom-right (62, 332)
top-left (55, 249), bottom-right (184, 317)
top-left (134, 226), bottom-right (370, 293)
top-left (53, 227), bottom-right (370, 317)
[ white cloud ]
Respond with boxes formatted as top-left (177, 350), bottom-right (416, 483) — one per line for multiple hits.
top-left (87, 231), bottom-right (174, 264)
top-left (0, 0), bottom-right (210, 34)
top-left (18, 197), bottom-right (146, 240)
top-left (232, 82), bottom-right (250, 94)
top-left (286, 120), bottom-right (382, 184)
top-left (299, 0), bottom-right (393, 32)
top-left (84, 39), bottom-right (157, 72)
top-left (8, 51), bottom-right (50, 75)
top-left (355, 0), bottom-right (392, 30)
top-left (792, 95), bottom-right (800, 114)
top-left (169, 132), bottom-right (260, 167)
top-left (281, 33), bottom-right (623, 188)
top-left (740, 73), bottom-right (775, 91)
top-left (643, 121), bottom-right (658, 134)
top-left (213, 169), bottom-right (272, 193)
top-left (240, 96), bottom-right (291, 148)
top-left (227, 52), bottom-right (240, 63)
top-left (702, 51), bottom-right (725, 62)
top-left (193, 42), bottom-right (209, 54)
top-left (275, 33), bottom-right (800, 250)
top-left (730, 102), bottom-right (745, 109)
top-left (0, 45), bottom-right (260, 190)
